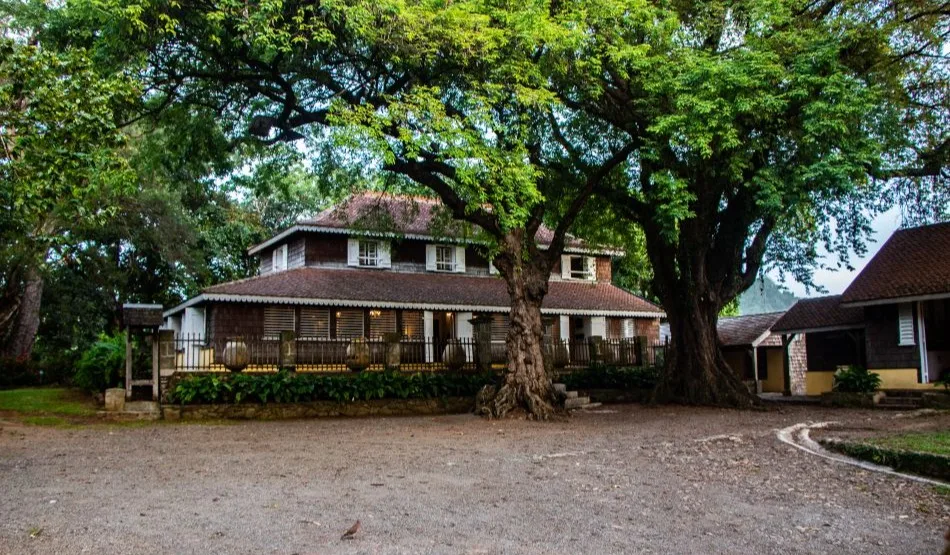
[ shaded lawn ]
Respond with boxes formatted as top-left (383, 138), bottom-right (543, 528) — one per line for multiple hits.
top-left (868, 431), bottom-right (950, 457)
top-left (0, 388), bottom-right (97, 417)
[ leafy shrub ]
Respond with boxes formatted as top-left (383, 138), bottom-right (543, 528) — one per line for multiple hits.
top-left (562, 365), bottom-right (660, 391)
top-left (832, 365), bottom-right (881, 393)
top-left (167, 369), bottom-right (497, 405)
top-left (74, 334), bottom-right (126, 392)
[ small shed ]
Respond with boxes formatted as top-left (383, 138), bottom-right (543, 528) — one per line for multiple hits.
top-left (122, 303), bottom-right (164, 400)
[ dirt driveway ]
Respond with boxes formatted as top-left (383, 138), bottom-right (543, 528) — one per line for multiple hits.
top-left (0, 405), bottom-right (947, 554)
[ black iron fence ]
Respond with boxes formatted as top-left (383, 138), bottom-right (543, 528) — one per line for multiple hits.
top-left (171, 334), bottom-right (668, 373)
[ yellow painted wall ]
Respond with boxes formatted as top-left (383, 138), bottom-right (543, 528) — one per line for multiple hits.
top-left (872, 368), bottom-right (941, 390)
top-left (806, 372), bottom-right (836, 396)
top-left (803, 368), bottom-right (939, 395)
top-left (762, 349), bottom-right (784, 393)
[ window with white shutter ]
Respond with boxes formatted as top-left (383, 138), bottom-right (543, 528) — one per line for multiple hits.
top-left (263, 306), bottom-right (295, 338)
top-left (336, 309), bottom-right (365, 338)
top-left (897, 303), bottom-right (915, 346)
top-left (368, 310), bottom-right (397, 339)
top-left (299, 308), bottom-right (330, 339)
top-left (562, 255), bottom-right (595, 280)
top-left (272, 244), bottom-right (288, 272)
top-left (622, 318), bottom-right (635, 338)
top-left (435, 245), bottom-right (455, 271)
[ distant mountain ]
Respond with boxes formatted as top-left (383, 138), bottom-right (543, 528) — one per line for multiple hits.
top-left (739, 276), bottom-right (798, 315)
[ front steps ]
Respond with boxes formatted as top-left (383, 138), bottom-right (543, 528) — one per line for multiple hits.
top-left (878, 390), bottom-right (926, 410)
top-left (553, 383), bottom-right (602, 411)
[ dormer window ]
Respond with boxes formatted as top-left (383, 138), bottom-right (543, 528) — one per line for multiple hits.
top-left (272, 244), bottom-right (288, 272)
top-left (347, 238), bottom-right (391, 268)
top-left (561, 254), bottom-right (596, 281)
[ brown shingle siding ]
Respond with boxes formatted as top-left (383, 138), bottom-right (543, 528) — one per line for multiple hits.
top-left (596, 257), bottom-right (612, 282)
top-left (305, 235), bottom-right (347, 265)
top-left (864, 304), bottom-right (920, 370)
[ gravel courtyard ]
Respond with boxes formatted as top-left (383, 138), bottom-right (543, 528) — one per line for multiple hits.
top-left (1, 405), bottom-right (947, 554)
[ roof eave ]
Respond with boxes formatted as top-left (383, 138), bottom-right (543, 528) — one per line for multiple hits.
top-left (840, 291), bottom-right (950, 307)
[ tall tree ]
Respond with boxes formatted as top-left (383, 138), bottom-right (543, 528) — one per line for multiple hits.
top-left (543, 0), bottom-right (949, 405)
top-left (0, 36), bottom-right (136, 358)
top-left (78, 0), bottom-right (636, 418)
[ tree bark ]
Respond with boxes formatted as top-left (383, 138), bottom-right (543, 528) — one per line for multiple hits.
top-left (484, 231), bottom-right (562, 420)
top-left (653, 288), bottom-right (758, 407)
top-left (0, 266), bottom-right (44, 360)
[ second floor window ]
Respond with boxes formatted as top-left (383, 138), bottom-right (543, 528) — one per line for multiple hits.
top-left (562, 254), bottom-right (595, 280)
top-left (436, 245), bottom-right (455, 271)
top-left (358, 240), bottom-right (380, 267)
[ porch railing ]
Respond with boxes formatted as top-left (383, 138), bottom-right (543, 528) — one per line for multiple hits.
top-left (171, 334), bottom-right (668, 373)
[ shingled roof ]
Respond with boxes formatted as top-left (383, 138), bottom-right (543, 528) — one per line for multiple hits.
top-left (250, 193), bottom-right (596, 254)
top-left (717, 312), bottom-right (785, 347)
top-left (771, 295), bottom-right (865, 333)
top-left (841, 221), bottom-right (950, 306)
top-left (169, 267), bottom-right (664, 317)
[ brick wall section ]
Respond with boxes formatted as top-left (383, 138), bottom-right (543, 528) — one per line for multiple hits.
top-left (864, 304), bottom-right (919, 369)
top-left (788, 335), bottom-right (807, 395)
top-left (635, 318), bottom-right (660, 345)
top-left (209, 304), bottom-right (266, 338)
top-left (305, 235), bottom-right (347, 265)
top-left (596, 257), bottom-right (612, 282)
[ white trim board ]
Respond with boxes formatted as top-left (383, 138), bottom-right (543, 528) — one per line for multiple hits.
top-left (840, 292), bottom-right (950, 307)
top-left (163, 293), bottom-right (664, 320)
top-left (246, 224), bottom-right (623, 257)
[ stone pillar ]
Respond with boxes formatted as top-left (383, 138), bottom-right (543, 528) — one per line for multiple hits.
top-left (470, 315), bottom-right (493, 372)
top-left (588, 336), bottom-right (604, 366)
top-left (158, 329), bottom-right (177, 398)
top-left (279, 330), bottom-right (297, 371)
top-left (383, 332), bottom-right (401, 369)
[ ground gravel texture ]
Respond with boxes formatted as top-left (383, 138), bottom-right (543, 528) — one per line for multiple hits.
top-left (0, 405), bottom-right (948, 554)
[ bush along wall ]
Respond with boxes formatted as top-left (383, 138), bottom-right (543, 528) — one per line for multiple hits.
top-left (166, 370), bottom-right (497, 405)
top-left (561, 365), bottom-right (660, 392)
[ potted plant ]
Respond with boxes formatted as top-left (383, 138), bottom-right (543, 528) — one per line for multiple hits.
top-left (443, 339), bottom-right (466, 371)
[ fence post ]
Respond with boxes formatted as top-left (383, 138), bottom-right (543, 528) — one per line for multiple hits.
top-left (635, 336), bottom-right (648, 366)
top-left (588, 336), bottom-right (604, 366)
top-left (384, 332), bottom-right (401, 369)
top-left (470, 314), bottom-right (493, 372)
top-left (279, 330), bottom-right (297, 370)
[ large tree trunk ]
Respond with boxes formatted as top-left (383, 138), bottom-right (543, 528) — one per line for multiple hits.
top-left (483, 232), bottom-right (562, 420)
top-left (0, 266), bottom-right (44, 360)
top-left (653, 284), bottom-right (758, 408)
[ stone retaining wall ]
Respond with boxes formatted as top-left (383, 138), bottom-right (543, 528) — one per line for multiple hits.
top-left (162, 396), bottom-right (474, 421)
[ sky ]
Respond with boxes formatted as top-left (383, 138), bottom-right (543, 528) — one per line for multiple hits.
top-left (776, 206), bottom-right (904, 298)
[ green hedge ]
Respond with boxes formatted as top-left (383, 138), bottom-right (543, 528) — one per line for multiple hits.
top-left (820, 439), bottom-right (950, 481)
top-left (167, 369), bottom-right (497, 405)
top-left (561, 365), bottom-right (660, 392)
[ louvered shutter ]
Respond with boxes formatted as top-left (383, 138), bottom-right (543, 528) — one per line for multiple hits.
top-left (264, 306), bottom-right (295, 338)
top-left (585, 256), bottom-right (597, 280)
top-left (454, 246), bottom-right (466, 273)
top-left (622, 318), bottom-right (635, 338)
top-left (378, 241), bottom-right (392, 269)
top-left (347, 238), bottom-right (359, 266)
top-left (425, 244), bottom-right (437, 271)
top-left (336, 309), bottom-right (365, 338)
top-left (897, 303), bottom-right (915, 346)
top-left (299, 308), bottom-right (330, 339)
top-left (560, 255), bottom-right (571, 279)
top-left (369, 310), bottom-right (397, 339)
top-left (401, 311), bottom-right (423, 340)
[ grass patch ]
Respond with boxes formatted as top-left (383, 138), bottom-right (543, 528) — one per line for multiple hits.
top-left (0, 388), bottom-right (97, 417)
top-left (867, 431), bottom-right (950, 457)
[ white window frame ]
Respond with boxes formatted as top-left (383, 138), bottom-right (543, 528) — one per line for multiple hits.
top-left (562, 254), bottom-right (595, 280)
top-left (358, 240), bottom-right (381, 267)
top-left (897, 302), bottom-right (915, 346)
top-left (435, 245), bottom-right (455, 272)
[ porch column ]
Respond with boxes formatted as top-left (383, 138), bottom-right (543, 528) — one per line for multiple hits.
top-left (917, 301), bottom-right (929, 383)
top-left (559, 315), bottom-right (570, 342)
top-left (424, 310), bottom-right (434, 363)
top-left (752, 346), bottom-right (761, 394)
